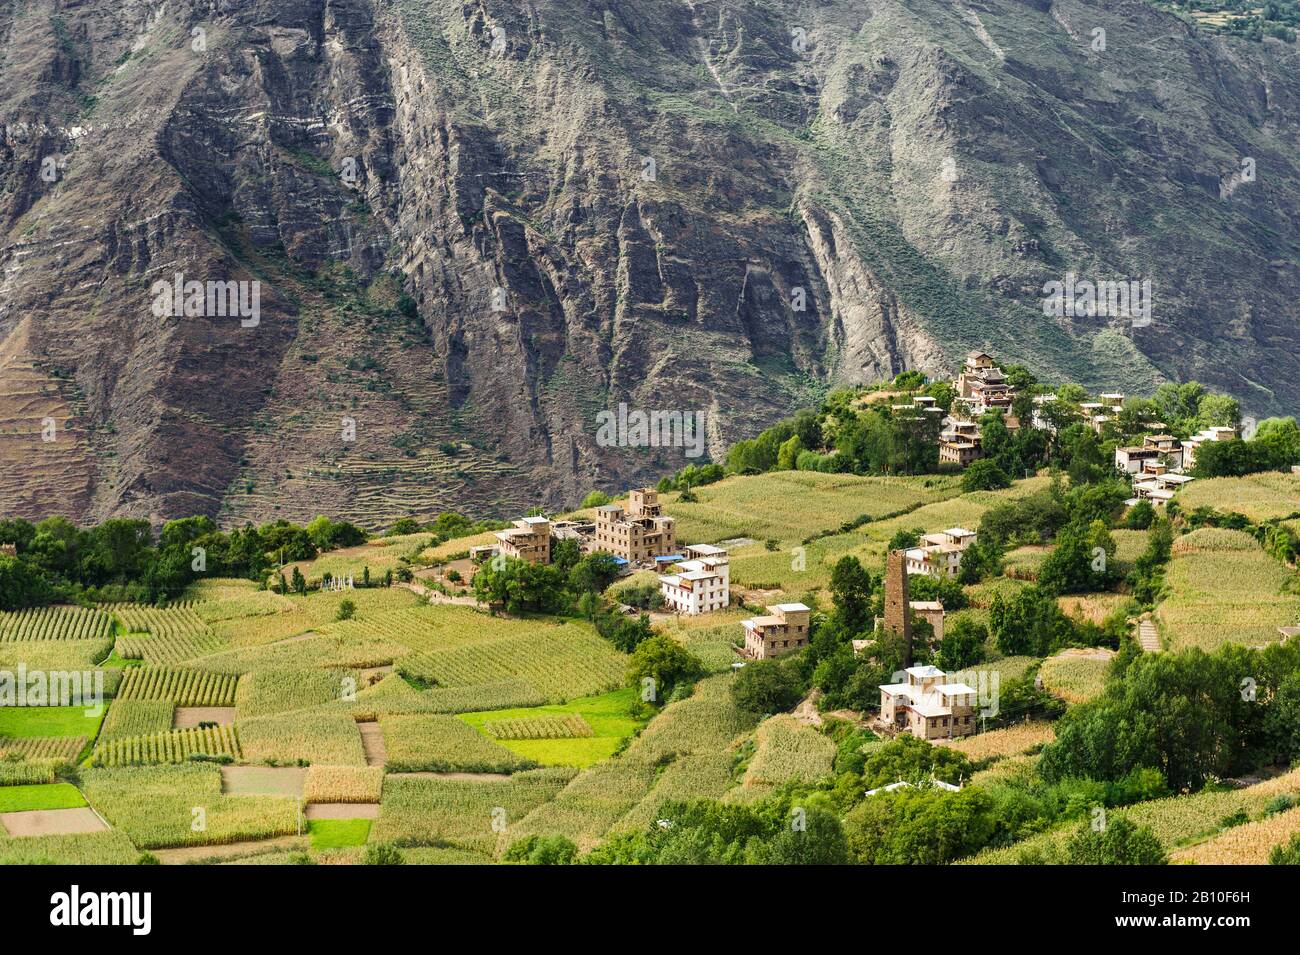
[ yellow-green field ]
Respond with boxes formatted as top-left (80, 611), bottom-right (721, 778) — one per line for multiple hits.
top-left (1156, 528), bottom-right (1300, 651)
top-left (1177, 471), bottom-right (1300, 525)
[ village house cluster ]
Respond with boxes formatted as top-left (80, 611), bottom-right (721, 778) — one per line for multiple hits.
top-left (481, 489), bottom-right (736, 617)
top-left (937, 352), bottom-right (1021, 468)
top-left (1113, 425), bottom-right (1238, 506)
top-left (478, 487), bottom-right (680, 573)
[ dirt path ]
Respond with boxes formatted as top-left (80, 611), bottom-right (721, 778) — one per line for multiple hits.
top-left (1137, 617), bottom-right (1161, 652)
top-left (220, 766), bottom-right (307, 796)
top-left (791, 691), bottom-right (824, 727)
top-left (386, 771), bottom-right (513, 782)
top-left (357, 721), bottom-right (386, 767)
top-left (401, 581), bottom-right (483, 608)
top-left (173, 707), bottom-right (236, 728)
top-left (0, 807), bottom-right (107, 837)
top-left (153, 835), bottom-right (309, 865)
top-left (304, 802), bottom-right (380, 820)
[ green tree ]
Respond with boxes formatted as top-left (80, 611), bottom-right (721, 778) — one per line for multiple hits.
top-left (580, 490), bottom-right (612, 508)
top-left (730, 657), bottom-right (807, 714)
top-left (1064, 817), bottom-right (1167, 865)
top-left (935, 618), bottom-right (987, 671)
top-left (961, 459), bottom-right (1010, 491)
top-left (626, 634), bottom-right (705, 704)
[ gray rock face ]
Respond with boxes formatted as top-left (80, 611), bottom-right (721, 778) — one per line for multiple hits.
top-left (1, 0), bottom-right (1296, 526)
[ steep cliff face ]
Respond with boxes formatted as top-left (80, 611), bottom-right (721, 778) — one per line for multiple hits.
top-left (1, 0), bottom-right (1297, 527)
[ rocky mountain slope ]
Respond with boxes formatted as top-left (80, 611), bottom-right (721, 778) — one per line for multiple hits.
top-left (1, 0), bottom-right (1297, 528)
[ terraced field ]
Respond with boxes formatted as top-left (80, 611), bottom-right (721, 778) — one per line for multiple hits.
top-left (1156, 528), bottom-right (1300, 651)
top-left (0, 605), bottom-right (114, 641)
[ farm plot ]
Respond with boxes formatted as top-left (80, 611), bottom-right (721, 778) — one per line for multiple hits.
top-left (0, 736), bottom-right (86, 762)
top-left (112, 604), bottom-right (226, 664)
top-left (81, 764), bottom-right (300, 849)
top-left (935, 721), bottom-right (1055, 762)
top-left (117, 666), bottom-right (238, 707)
top-left (458, 688), bottom-right (645, 767)
top-left (1171, 805), bottom-right (1300, 865)
top-left (303, 765), bottom-right (384, 804)
top-left (625, 675), bottom-right (761, 765)
top-left (1178, 472), bottom-right (1300, 523)
top-left (370, 768), bottom-right (575, 853)
top-left (508, 675), bottom-right (761, 850)
top-left (237, 710), bottom-right (367, 767)
top-left (379, 715), bottom-right (535, 774)
top-left (235, 668), bottom-right (354, 718)
top-left (0, 639), bottom-right (114, 672)
top-left (503, 761), bottom-right (659, 852)
top-left (185, 579), bottom-right (295, 623)
top-left (1156, 528), bottom-right (1300, 651)
top-left (726, 715), bottom-right (836, 803)
top-left (666, 472), bottom-right (959, 545)
top-left (482, 715), bottom-right (594, 740)
top-left (0, 830), bottom-right (139, 864)
top-left (612, 752), bottom-right (738, 833)
top-left (0, 782), bottom-right (87, 813)
top-left (0, 605), bottom-right (113, 641)
top-left (395, 622), bottom-right (625, 702)
top-left (0, 759), bottom-right (60, 785)
top-left (0, 706), bottom-right (104, 741)
top-left (99, 699), bottom-right (175, 742)
top-left (1039, 651), bottom-right (1112, 704)
top-left (90, 725), bottom-right (241, 767)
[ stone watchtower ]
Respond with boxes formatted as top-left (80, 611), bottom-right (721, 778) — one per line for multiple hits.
top-left (884, 549), bottom-right (912, 666)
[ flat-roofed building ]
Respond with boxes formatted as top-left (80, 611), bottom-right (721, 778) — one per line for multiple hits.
top-left (906, 528), bottom-right (977, 579)
top-left (590, 488), bottom-right (677, 564)
top-left (939, 419), bottom-right (983, 468)
top-left (494, 516), bottom-right (552, 564)
top-left (742, 603), bottom-right (811, 659)
top-left (1181, 426), bottom-right (1238, 472)
top-left (658, 545), bottom-right (730, 615)
top-left (879, 665), bottom-right (978, 739)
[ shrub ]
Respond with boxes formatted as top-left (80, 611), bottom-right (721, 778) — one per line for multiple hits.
top-left (362, 843), bottom-right (404, 865)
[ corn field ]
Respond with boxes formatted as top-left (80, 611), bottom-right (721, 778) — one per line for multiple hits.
top-left (0, 605), bottom-right (114, 641)
top-left (111, 604), bottom-right (226, 664)
top-left (90, 725), bottom-right (241, 767)
top-left (0, 735), bottom-right (86, 762)
top-left (117, 666), bottom-right (239, 706)
top-left (303, 765), bottom-right (385, 803)
top-left (483, 715), bottom-right (594, 740)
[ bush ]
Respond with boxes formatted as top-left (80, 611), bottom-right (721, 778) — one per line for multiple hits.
top-left (336, 598), bottom-right (356, 621)
top-left (730, 657), bottom-right (807, 714)
top-left (1270, 833), bottom-right (1300, 865)
top-left (1065, 817), bottom-right (1167, 865)
top-left (362, 843), bottom-right (404, 865)
top-left (961, 459), bottom-right (1011, 492)
top-left (504, 834), bottom-right (578, 865)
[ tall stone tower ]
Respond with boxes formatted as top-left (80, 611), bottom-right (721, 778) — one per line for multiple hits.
top-left (884, 549), bottom-right (912, 666)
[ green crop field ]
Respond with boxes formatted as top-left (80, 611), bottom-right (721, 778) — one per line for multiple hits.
top-left (308, 818), bottom-right (372, 849)
top-left (1156, 528), bottom-right (1300, 651)
top-left (0, 782), bottom-right (87, 813)
top-left (1178, 472), bottom-right (1300, 523)
top-left (0, 706), bottom-right (104, 740)
top-left (0, 605), bottom-right (113, 641)
top-left (458, 688), bottom-right (646, 767)
top-left (1, 464), bottom-right (1295, 868)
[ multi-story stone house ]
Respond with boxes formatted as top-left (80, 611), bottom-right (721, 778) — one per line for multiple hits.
top-left (658, 544), bottom-right (730, 616)
top-left (590, 489), bottom-right (677, 564)
top-left (879, 665), bottom-right (978, 740)
top-left (742, 603), bottom-right (811, 659)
